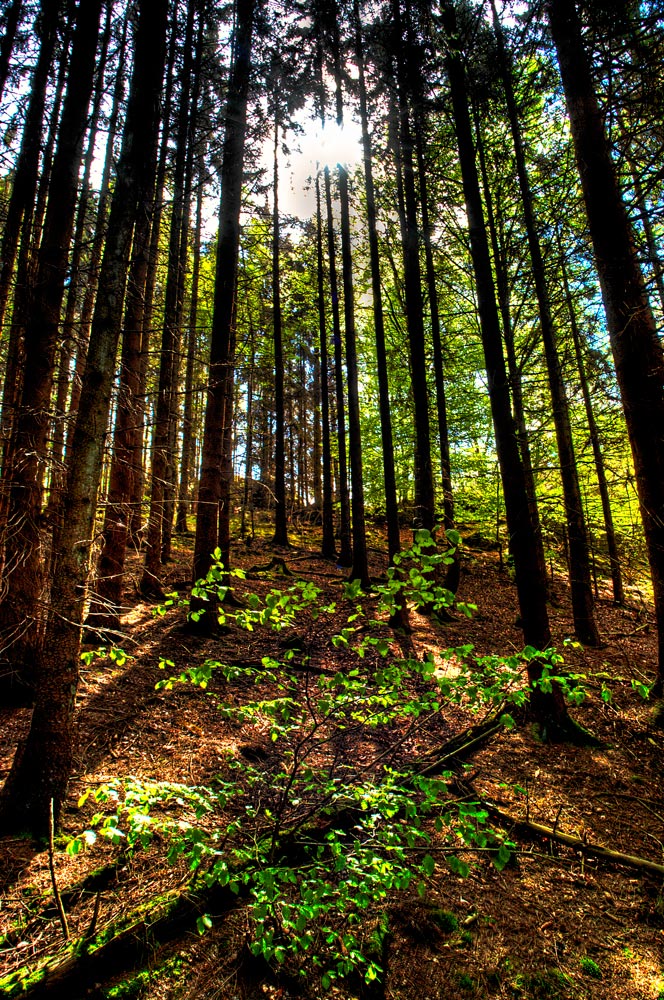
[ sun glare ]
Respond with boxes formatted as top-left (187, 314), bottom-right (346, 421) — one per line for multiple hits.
top-left (282, 113), bottom-right (364, 219)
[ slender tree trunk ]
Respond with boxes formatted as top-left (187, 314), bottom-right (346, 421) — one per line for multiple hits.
top-left (440, 0), bottom-right (577, 740)
top-left (0, 0), bottom-right (23, 101)
top-left (0, 0), bottom-right (167, 835)
top-left (176, 163), bottom-right (205, 535)
top-left (316, 175), bottom-right (337, 560)
top-left (142, 0), bottom-right (197, 594)
top-left (0, 0), bottom-right (62, 510)
top-left (50, 3), bottom-right (116, 503)
top-left (354, 0), bottom-right (400, 567)
top-left (193, 0), bottom-right (256, 598)
top-left (0, 0), bottom-right (61, 342)
top-left (0, 0), bottom-right (104, 693)
top-left (492, 2), bottom-right (599, 646)
top-left (389, 11), bottom-right (436, 534)
top-left (323, 166), bottom-right (353, 567)
top-left (547, 0), bottom-right (664, 695)
top-left (241, 316), bottom-right (256, 539)
top-left (63, 20), bottom-right (126, 456)
top-left (558, 240), bottom-right (625, 605)
top-left (271, 105), bottom-right (289, 547)
top-left (327, 4), bottom-right (370, 586)
top-left (475, 117), bottom-right (547, 588)
top-left (128, 26), bottom-right (179, 550)
top-left (629, 163), bottom-right (664, 321)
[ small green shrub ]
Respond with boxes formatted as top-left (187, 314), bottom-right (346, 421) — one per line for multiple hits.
top-left (580, 956), bottom-right (602, 979)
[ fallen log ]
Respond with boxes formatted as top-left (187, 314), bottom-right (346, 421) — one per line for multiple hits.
top-left (488, 804), bottom-right (664, 877)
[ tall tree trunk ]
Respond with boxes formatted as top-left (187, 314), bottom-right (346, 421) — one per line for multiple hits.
top-left (328, 1), bottom-right (370, 586)
top-left (142, 0), bottom-right (198, 595)
top-left (440, 0), bottom-right (576, 740)
top-left (323, 166), bottom-right (353, 567)
top-left (0, 0), bottom-right (23, 101)
top-left (0, 0), bottom-right (104, 694)
top-left (316, 175), bottom-right (337, 560)
top-left (547, 0), bottom-right (664, 695)
top-left (62, 18), bottom-right (127, 456)
top-left (193, 0), bottom-right (256, 599)
top-left (271, 104), bottom-right (289, 547)
top-left (176, 160), bottom-right (205, 536)
top-left (353, 0), bottom-right (400, 567)
top-left (389, 4), bottom-right (436, 534)
top-left (558, 238), bottom-right (625, 606)
top-left (0, 0), bottom-right (62, 498)
top-left (0, 0), bottom-right (61, 341)
top-left (128, 23), bottom-right (179, 551)
top-left (474, 116), bottom-right (547, 588)
top-left (50, 2), bottom-right (116, 502)
top-left (0, 0), bottom-right (168, 835)
top-left (492, 1), bottom-right (599, 646)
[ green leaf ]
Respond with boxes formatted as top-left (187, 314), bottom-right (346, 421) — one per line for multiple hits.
top-left (421, 853), bottom-right (436, 877)
top-left (494, 843), bottom-right (511, 871)
top-left (196, 914), bottom-right (213, 935)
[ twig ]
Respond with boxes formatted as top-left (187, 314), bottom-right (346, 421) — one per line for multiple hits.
top-left (48, 800), bottom-right (70, 941)
top-left (83, 891), bottom-right (102, 942)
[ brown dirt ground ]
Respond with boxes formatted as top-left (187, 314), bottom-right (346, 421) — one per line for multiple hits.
top-left (1, 520), bottom-right (663, 1000)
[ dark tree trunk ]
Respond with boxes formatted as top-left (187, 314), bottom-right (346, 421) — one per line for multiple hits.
top-left (62, 15), bottom-right (127, 457)
top-left (491, 2), bottom-right (599, 646)
top-left (128, 24), bottom-right (179, 550)
top-left (0, 0), bottom-right (23, 100)
top-left (193, 0), bottom-right (255, 596)
top-left (0, 1), bottom-right (62, 518)
top-left (142, 0), bottom-right (197, 595)
top-left (176, 159), bottom-right (205, 536)
top-left (323, 166), bottom-right (353, 567)
top-left (0, 0), bottom-right (167, 836)
top-left (0, 0), bottom-right (61, 341)
top-left (328, 4), bottom-right (370, 587)
top-left (558, 239), bottom-right (625, 606)
top-left (547, 0), bottom-right (664, 694)
top-left (50, 3), bottom-right (115, 505)
top-left (389, 7), bottom-right (436, 534)
top-left (353, 0), bottom-right (401, 568)
top-left (316, 175), bottom-right (337, 560)
top-left (241, 316), bottom-right (256, 539)
top-left (474, 117), bottom-right (547, 588)
top-left (0, 0), bottom-right (104, 693)
top-left (271, 106), bottom-right (289, 547)
top-left (440, 0), bottom-right (575, 740)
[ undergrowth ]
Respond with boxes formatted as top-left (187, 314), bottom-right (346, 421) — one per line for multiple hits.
top-left (66, 530), bottom-right (603, 991)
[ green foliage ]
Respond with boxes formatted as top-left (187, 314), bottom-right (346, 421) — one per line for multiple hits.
top-left (509, 969), bottom-right (573, 999)
top-left (70, 537), bottom-right (591, 990)
top-left (579, 956), bottom-right (602, 979)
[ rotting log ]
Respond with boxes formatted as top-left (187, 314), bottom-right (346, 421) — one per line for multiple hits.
top-left (488, 805), bottom-right (664, 877)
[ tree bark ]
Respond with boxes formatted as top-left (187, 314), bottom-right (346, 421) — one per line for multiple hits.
top-left (0, 0), bottom-right (168, 836)
top-left (0, 0), bottom-right (104, 693)
top-left (271, 103), bottom-right (289, 547)
top-left (193, 0), bottom-right (256, 597)
top-left (547, 0), bottom-right (664, 694)
top-left (316, 175), bottom-right (337, 560)
top-left (491, 1), bottom-right (599, 646)
top-left (440, 0), bottom-right (574, 739)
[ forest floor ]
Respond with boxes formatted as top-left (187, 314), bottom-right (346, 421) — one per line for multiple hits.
top-left (1, 519), bottom-right (663, 1000)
